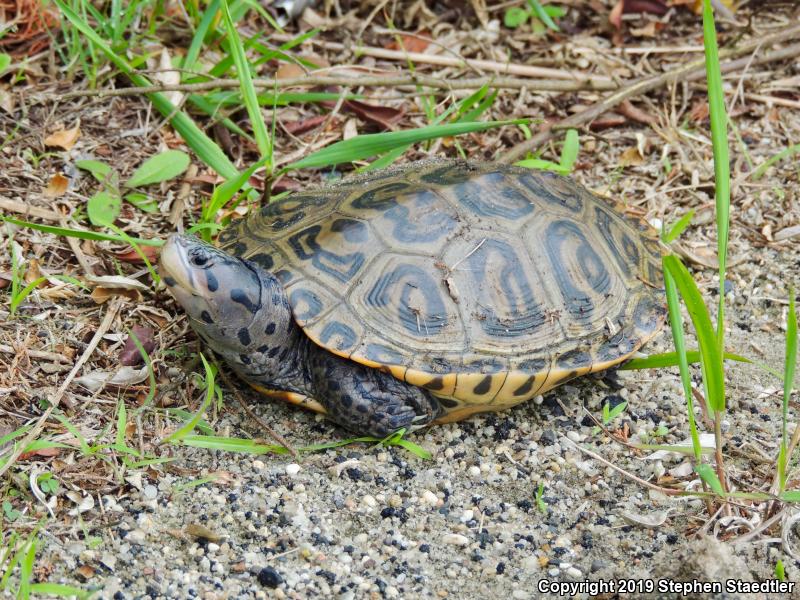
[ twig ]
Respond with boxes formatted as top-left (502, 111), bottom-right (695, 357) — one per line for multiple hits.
top-left (0, 196), bottom-right (63, 221)
top-left (0, 343), bottom-right (72, 364)
top-left (499, 27), bottom-right (800, 163)
top-left (268, 34), bottom-right (615, 85)
top-left (216, 364), bottom-right (298, 459)
top-left (60, 217), bottom-right (95, 277)
top-left (562, 437), bottom-right (691, 497)
top-left (53, 73), bottom-right (616, 103)
top-left (0, 299), bottom-right (122, 479)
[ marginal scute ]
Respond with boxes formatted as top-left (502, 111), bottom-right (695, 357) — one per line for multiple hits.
top-left (218, 159), bottom-right (666, 419)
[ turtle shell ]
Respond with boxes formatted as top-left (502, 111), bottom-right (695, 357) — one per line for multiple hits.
top-left (219, 160), bottom-right (666, 422)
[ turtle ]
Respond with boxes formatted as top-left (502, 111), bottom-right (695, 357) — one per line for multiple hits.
top-left (159, 159), bottom-right (666, 437)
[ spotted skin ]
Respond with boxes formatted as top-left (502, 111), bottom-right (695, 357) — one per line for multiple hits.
top-left (161, 159), bottom-right (667, 434)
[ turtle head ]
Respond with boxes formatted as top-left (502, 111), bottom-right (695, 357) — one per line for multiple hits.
top-left (160, 234), bottom-right (293, 365)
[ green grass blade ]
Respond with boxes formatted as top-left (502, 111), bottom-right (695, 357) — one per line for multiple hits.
top-left (18, 537), bottom-right (36, 600)
top-left (663, 255), bottom-right (726, 413)
top-left (695, 463), bottom-right (725, 496)
top-left (0, 216), bottom-right (163, 246)
top-left (284, 119), bottom-right (527, 171)
top-left (183, 0), bottom-right (221, 75)
top-left (9, 277), bottom-right (47, 314)
top-left (163, 354), bottom-right (217, 443)
top-left (750, 143), bottom-right (800, 181)
top-left (29, 583), bottom-right (90, 598)
top-left (621, 349), bottom-right (749, 370)
top-left (664, 263), bottom-right (702, 461)
top-left (220, 0), bottom-right (272, 164)
top-left (178, 434), bottom-right (287, 454)
top-left (702, 0), bottom-right (731, 353)
top-left (663, 209), bottom-right (695, 243)
top-left (527, 0), bottom-right (560, 31)
top-left (559, 129), bottom-right (579, 172)
top-left (781, 288), bottom-right (798, 490)
top-left (54, 0), bottom-right (240, 182)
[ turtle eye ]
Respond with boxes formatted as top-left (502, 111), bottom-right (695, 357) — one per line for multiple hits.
top-left (189, 250), bottom-right (211, 267)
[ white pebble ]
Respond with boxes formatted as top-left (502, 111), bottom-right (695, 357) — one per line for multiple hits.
top-left (361, 495), bottom-right (377, 508)
top-left (442, 533), bottom-right (469, 546)
top-left (567, 566), bottom-right (583, 578)
top-left (421, 490), bottom-right (438, 506)
top-left (207, 543), bottom-right (220, 553)
top-left (460, 510), bottom-right (474, 523)
top-left (143, 485), bottom-right (158, 500)
top-left (126, 529), bottom-right (146, 545)
top-left (285, 463), bottom-right (301, 477)
top-left (468, 466), bottom-right (481, 478)
top-left (566, 431), bottom-right (581, 443)
top-left (253, 460), bottom-right (265, 470)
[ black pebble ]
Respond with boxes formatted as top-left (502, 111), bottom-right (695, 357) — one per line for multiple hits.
top-left (540, 430), bottom-right (557, 446)
top-left (257, 566), bottom-right (283, 588)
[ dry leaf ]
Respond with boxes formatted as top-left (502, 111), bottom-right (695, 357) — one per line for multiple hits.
top-left (609, 0), bottom-right (624, 28)
top-left (343, 117), bottom-right (358, 140)
top-left (619, 146), bottom-right (644, 167)
top-left (623, 0), bottom-right (668, 14)
top-left (283, 114), bottom-right (327, 136)
top-left (113, 245), bottom-right (160, 264)
top-left (120, 325), bottom-right (157, 366)
top-left (24, 258), bottom-right (43, 284)
top-left (18, 446), bottom-right (61, 460)
top-left (156, 48), bottom-right (183, 107)
top-left (44, 124), bottom-right (81, 150)
top-left (630, 21), bottom-right (659, 37)
top-left (185, 523), bottom-right (226, 542)
top-left (90, 286), bottom-right (143, 304)
top-left (689, 100), bottom-right (709, 123)
top-left (644, 433), bottom-right (716, 460)
top-left (75, 565), bottom-right (95, 582)
top-left (386, 32), bottom-right (432, 53)
top-left (86, 275), bottom-right (149, 291)
top-left (0, 86), bottom-right (15, 114)
top-left (44, 173), bottom-right (69, 197)
top-left (775, 224), bottom-right (800, 242)
top-left (276, 62), bottom-right (306, 79)
top-left (342, 100), bottom-right (404, 130)
top-left (66, 491), bottom-right (95, 515)
top-left (74, 366), bottom-right (150, 392)
top-left (620, 508), bottom-right (673, 528)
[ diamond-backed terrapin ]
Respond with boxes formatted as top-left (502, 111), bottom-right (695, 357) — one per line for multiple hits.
top-left (160, 160), bottom-right (666, 436)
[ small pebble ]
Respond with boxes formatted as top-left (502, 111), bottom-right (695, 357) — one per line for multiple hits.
top-left (285, 464), bottom-right (301, 477)
top-left (257, 566), bottom-right (283, 588)
top-left (442, 534), bottom-right (469, 546)
top-left (467, 466), bottom-right (481, 478)
top-left (143, 485), bottom-right (158, 500)
top-left (421, 490), bottom-right (438, 505)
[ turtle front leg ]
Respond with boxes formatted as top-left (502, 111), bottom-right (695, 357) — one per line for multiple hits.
top-left (308, 350), bottom-right (441, 437)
